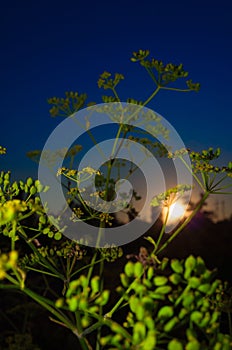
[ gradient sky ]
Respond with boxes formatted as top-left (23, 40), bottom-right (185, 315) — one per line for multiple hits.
top-left (1, 0), bottom-right (232, 218)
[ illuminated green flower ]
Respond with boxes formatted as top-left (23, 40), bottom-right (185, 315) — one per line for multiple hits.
top-left (0, 146), bottom-right (6, 154)
top-left (0, 200), bottom-right (27, 225)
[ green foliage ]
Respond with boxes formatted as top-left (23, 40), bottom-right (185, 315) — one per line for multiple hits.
top-left (99, 254), bottom-right (230, 349)
top-left (47, 91), bottom-right (89, 117)
top-left (59, 274), bottom-right (110, 330)
top-left (0, 171), bottom-right (62, 246)
top-left (98, 71), bottom-right (124, 91)
top-left (150, 184), bottom-right (192, 207)
top-left (131, 49), bottom-right (200, 91)
top-left (168, 147), bottom-right (232, 194)
top-left (99, 245), bottom-right (123, 262)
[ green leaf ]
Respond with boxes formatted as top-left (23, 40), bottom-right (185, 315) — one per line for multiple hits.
top-left (186, 328), bottom-right (197, 341)
top-left (161, 257), bottom-right (169, 270)
top-left (182, 293), bottom-right (195, 309)
top-left (55, 298), bottom-right (64, 308)
top-left (125, 261), bottom-right (134, 277)
top-left (143, 278), bottom-right (152, 288)
top-left (198, 283), bottom-right (211, 294)
top-left (188, 277), bottom-right (201, 288)
top-left (35, 180), bottom-right (43, 192)
top-left (111, 334), bottom-right (122, 347)
top-left (199, 312), bottom-right (210, 328)
top-left (79, 297), bottom-right (88, 310)
top-left (164, 317), bottom-right (179, 332)
top-left (190, 311), bottom-right (203, 324)
top-left (179, 308), bottom-right (188, 319)
top-left (168, 339), bottom-right (183, 350)
top-left (134, 321), bottom-right (146, 337)
top-left (153, 276), bottom-right (168, 286)
top-left (68, 297), bottom-right (78, 312)
top-left (210, 311), bottom-right (220, 325)
top-left (157, 306), bottom-right (174, 319)
top-left (81, 315), bottom-right (91, 328)
top-left (120, 273), bottom-right (129, 287)
top-left (54, 232), bottom-right (62, 240)
top-left (147, 266), bottom-right (154, 280)
top-left (129, 295), bottom-right (140, 313)
top-left (169, 273), bottom-right (182, 285)
top-left (149, 292), bottom-right (165, 300)
top-left (184, 255), bottom-right (196, 279)
top-left (135, 302), bottom-right (145, 321)
top-left (141, 296), bottom-right (154, 311)
top-left (171, 259), bottom-right (184, 274)
top-left (140, 331), bottom-right (156, 350)
top-left (79, 275), bottom-right (88, 288)
top-left (39, 215), bottom-right (46, 224)
top-left (67, 280), bottom-right (80, 295)
top-left (154, 285), bottom-right (172, 294)
top-left (95, 290), bottom-right (110, 306)
top-left (208, 280), bottom-right (220, 295)
top-left (144, 316), bottom-right (155, 330)
top-left (144, 236), bottom-right (157, 248)
top-left (26, 177), bottom-right (33, 187)
top-left (134, 261), bottom-right (143, 278)
top-left (48, 231), bottom-right (54, 238)
top-left (185, 255), bottom-right (196, 268)
top-left (186, 340), bottom-right (200, 350)
top-left (90, 276), bottom-right (100, 295)
top-left (195, 256), bottom-right (206, 274)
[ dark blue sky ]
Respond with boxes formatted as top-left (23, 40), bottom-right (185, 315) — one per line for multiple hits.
top-left (1, 0), bottom-right (232, 217)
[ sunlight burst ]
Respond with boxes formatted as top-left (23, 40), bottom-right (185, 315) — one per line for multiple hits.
top-left (162, 201), bottom-right (186, 226)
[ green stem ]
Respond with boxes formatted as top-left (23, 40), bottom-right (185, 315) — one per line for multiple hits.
top-left (81, 318), bottom-right (132, 342)
top-left (156, 191), bottom-right (210, 255)
top-left (5, 273), bottom-right (20, 286)
top-left (25, 266), bottom-right (61, 278)
top-left (5, 274), bottom-right (69, 324)
top-left (80, 320), bottom-right (103, 337)
top-left (68, 255), bottom-right (77, 277)
top-left (14, 281), bottom-right (91, 350)
top-left (179, 156), bottom-right (205, 191)
top-left (143, 87), bottom-right (160, 107)
top-left (210, 174), bottom-right (229, 190)
top-left (74, 311), bottom-right (93, 350)
top-left (11, 238), bottom-right (15, 251)
top-left (70, 112), bottom-right (106, 163)
top-left (105, 269), bottom-right (144, 319)
top-left (208, 173), bottom-right (217, 189)
top-left (144, 66), bottom-right (158, 85)
top-left (0, 283), bottom-right (19, 290)
top-left (154, 206), bottom-right (169, 253)
top-left (18, 226), bottom-right (64, 280)
top-left (211, 190), bottom-right (232, 195)
top-left (160, 86), bottom-right (194, 93)
top-left (201, 172), bottom-right (209, 190)
top-left (110, 123), bottom-right (124, 160)
top-left (70, 258), bottom-right (105, 279)
top-left (96, 259), bottom-right (104, 350)
top-left (18, 211), bottom-right (35, 222)
top-left (112, 87), bottom-right (120, 102)
top-left (86, 252), bottom-right (98, 286)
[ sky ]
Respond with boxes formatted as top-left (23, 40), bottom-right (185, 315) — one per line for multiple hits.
top-left (1, 0), bottom-right (232, 219)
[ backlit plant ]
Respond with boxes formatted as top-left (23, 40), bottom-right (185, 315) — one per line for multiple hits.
top-left (0, 50), bottom-right (232, 349)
